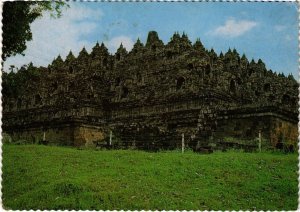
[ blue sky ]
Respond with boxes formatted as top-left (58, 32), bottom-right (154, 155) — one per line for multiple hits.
top-left (4, 2), bottom-right (298, 78)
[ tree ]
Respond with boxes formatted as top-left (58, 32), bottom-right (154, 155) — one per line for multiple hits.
top-left (2, 1), bottom-right (67, 61)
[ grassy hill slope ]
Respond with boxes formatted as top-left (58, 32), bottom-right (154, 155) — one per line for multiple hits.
top-left (2, 144), bottom-right (298, 210)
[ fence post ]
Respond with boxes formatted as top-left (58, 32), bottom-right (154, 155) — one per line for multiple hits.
top-left (258, 130), bottom-right (262, 152)
top-left (182, 133), bottom-right (185, 153)
top-left (109, 130), bottom-right (112, 146)
top-left (43, 131), bottom-right (46, 141)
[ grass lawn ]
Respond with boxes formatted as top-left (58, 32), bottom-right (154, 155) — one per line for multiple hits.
top-left (2, 144), bottom-right (298, 210)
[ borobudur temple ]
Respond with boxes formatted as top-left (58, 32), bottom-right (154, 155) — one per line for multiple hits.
top-left (2, 31), bottom-right (298, 152)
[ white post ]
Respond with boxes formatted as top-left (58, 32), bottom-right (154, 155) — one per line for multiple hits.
top-left (109, 130), bottom-right (112, 146)
top-left (181, 133), bottom-right (185, 153)
top-left (258, 130), bottom-right (262, 152)
top-left (43, 131), bottom-right (46, 141)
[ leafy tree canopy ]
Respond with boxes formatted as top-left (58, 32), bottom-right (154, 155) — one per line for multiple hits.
top-left (2, 1), bottom-right (67, 61)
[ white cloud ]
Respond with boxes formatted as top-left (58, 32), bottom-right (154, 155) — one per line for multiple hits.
top-left (3, 4), bottom-right (103, 71)
top-left (211, 18), bottom-right (258, 38)
top-left (105, 36), bottom-right (134, 53)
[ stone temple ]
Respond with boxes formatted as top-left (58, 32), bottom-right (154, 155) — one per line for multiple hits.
top-left (2, 31), bottom-right (298, 151)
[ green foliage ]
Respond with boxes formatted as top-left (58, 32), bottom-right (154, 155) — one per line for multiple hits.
top-left (282, 140), bottom-right (296, 153)
top-left (2, 1), bottom-right (67, 60)
top-left (14, 139), bottom-right (34, 145)
top-left (2, 133), bottom-right (12, 144)
top-left (54, 182), bottom-right (83, 197)
top-left (222, 136), bottom-right (274, 152)
top-left (223, 136), bottom-right (259, 144)
top-left (2, 144), bottom-right (298, 210)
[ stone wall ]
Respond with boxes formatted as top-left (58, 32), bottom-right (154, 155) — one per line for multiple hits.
top-left (7, 124), bottom-right (74, 145)
top-left (73, 125), bottom-right (105, 147)
top-left (6, 123), bottom-right (106, 147)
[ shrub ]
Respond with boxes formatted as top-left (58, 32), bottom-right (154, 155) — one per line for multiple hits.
top-left (14, 139), bottom-right (32, 145)
top-left (2, 133), bottom-right (12, 144)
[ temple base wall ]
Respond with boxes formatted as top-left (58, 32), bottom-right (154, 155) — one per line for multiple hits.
top-left (4, 111), bottom-right (297, 152)
top-left (5, 123), bottom-right (106, 147)
top-left (7, 125), bottom-right (74, 145)
top-left (73, 124), bottom-right (106, 147)
top-left (212, 114), bottom-right (298, 151)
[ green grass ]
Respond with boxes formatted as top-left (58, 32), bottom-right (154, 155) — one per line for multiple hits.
top-left (2, 144), bottom-right (298, 210)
